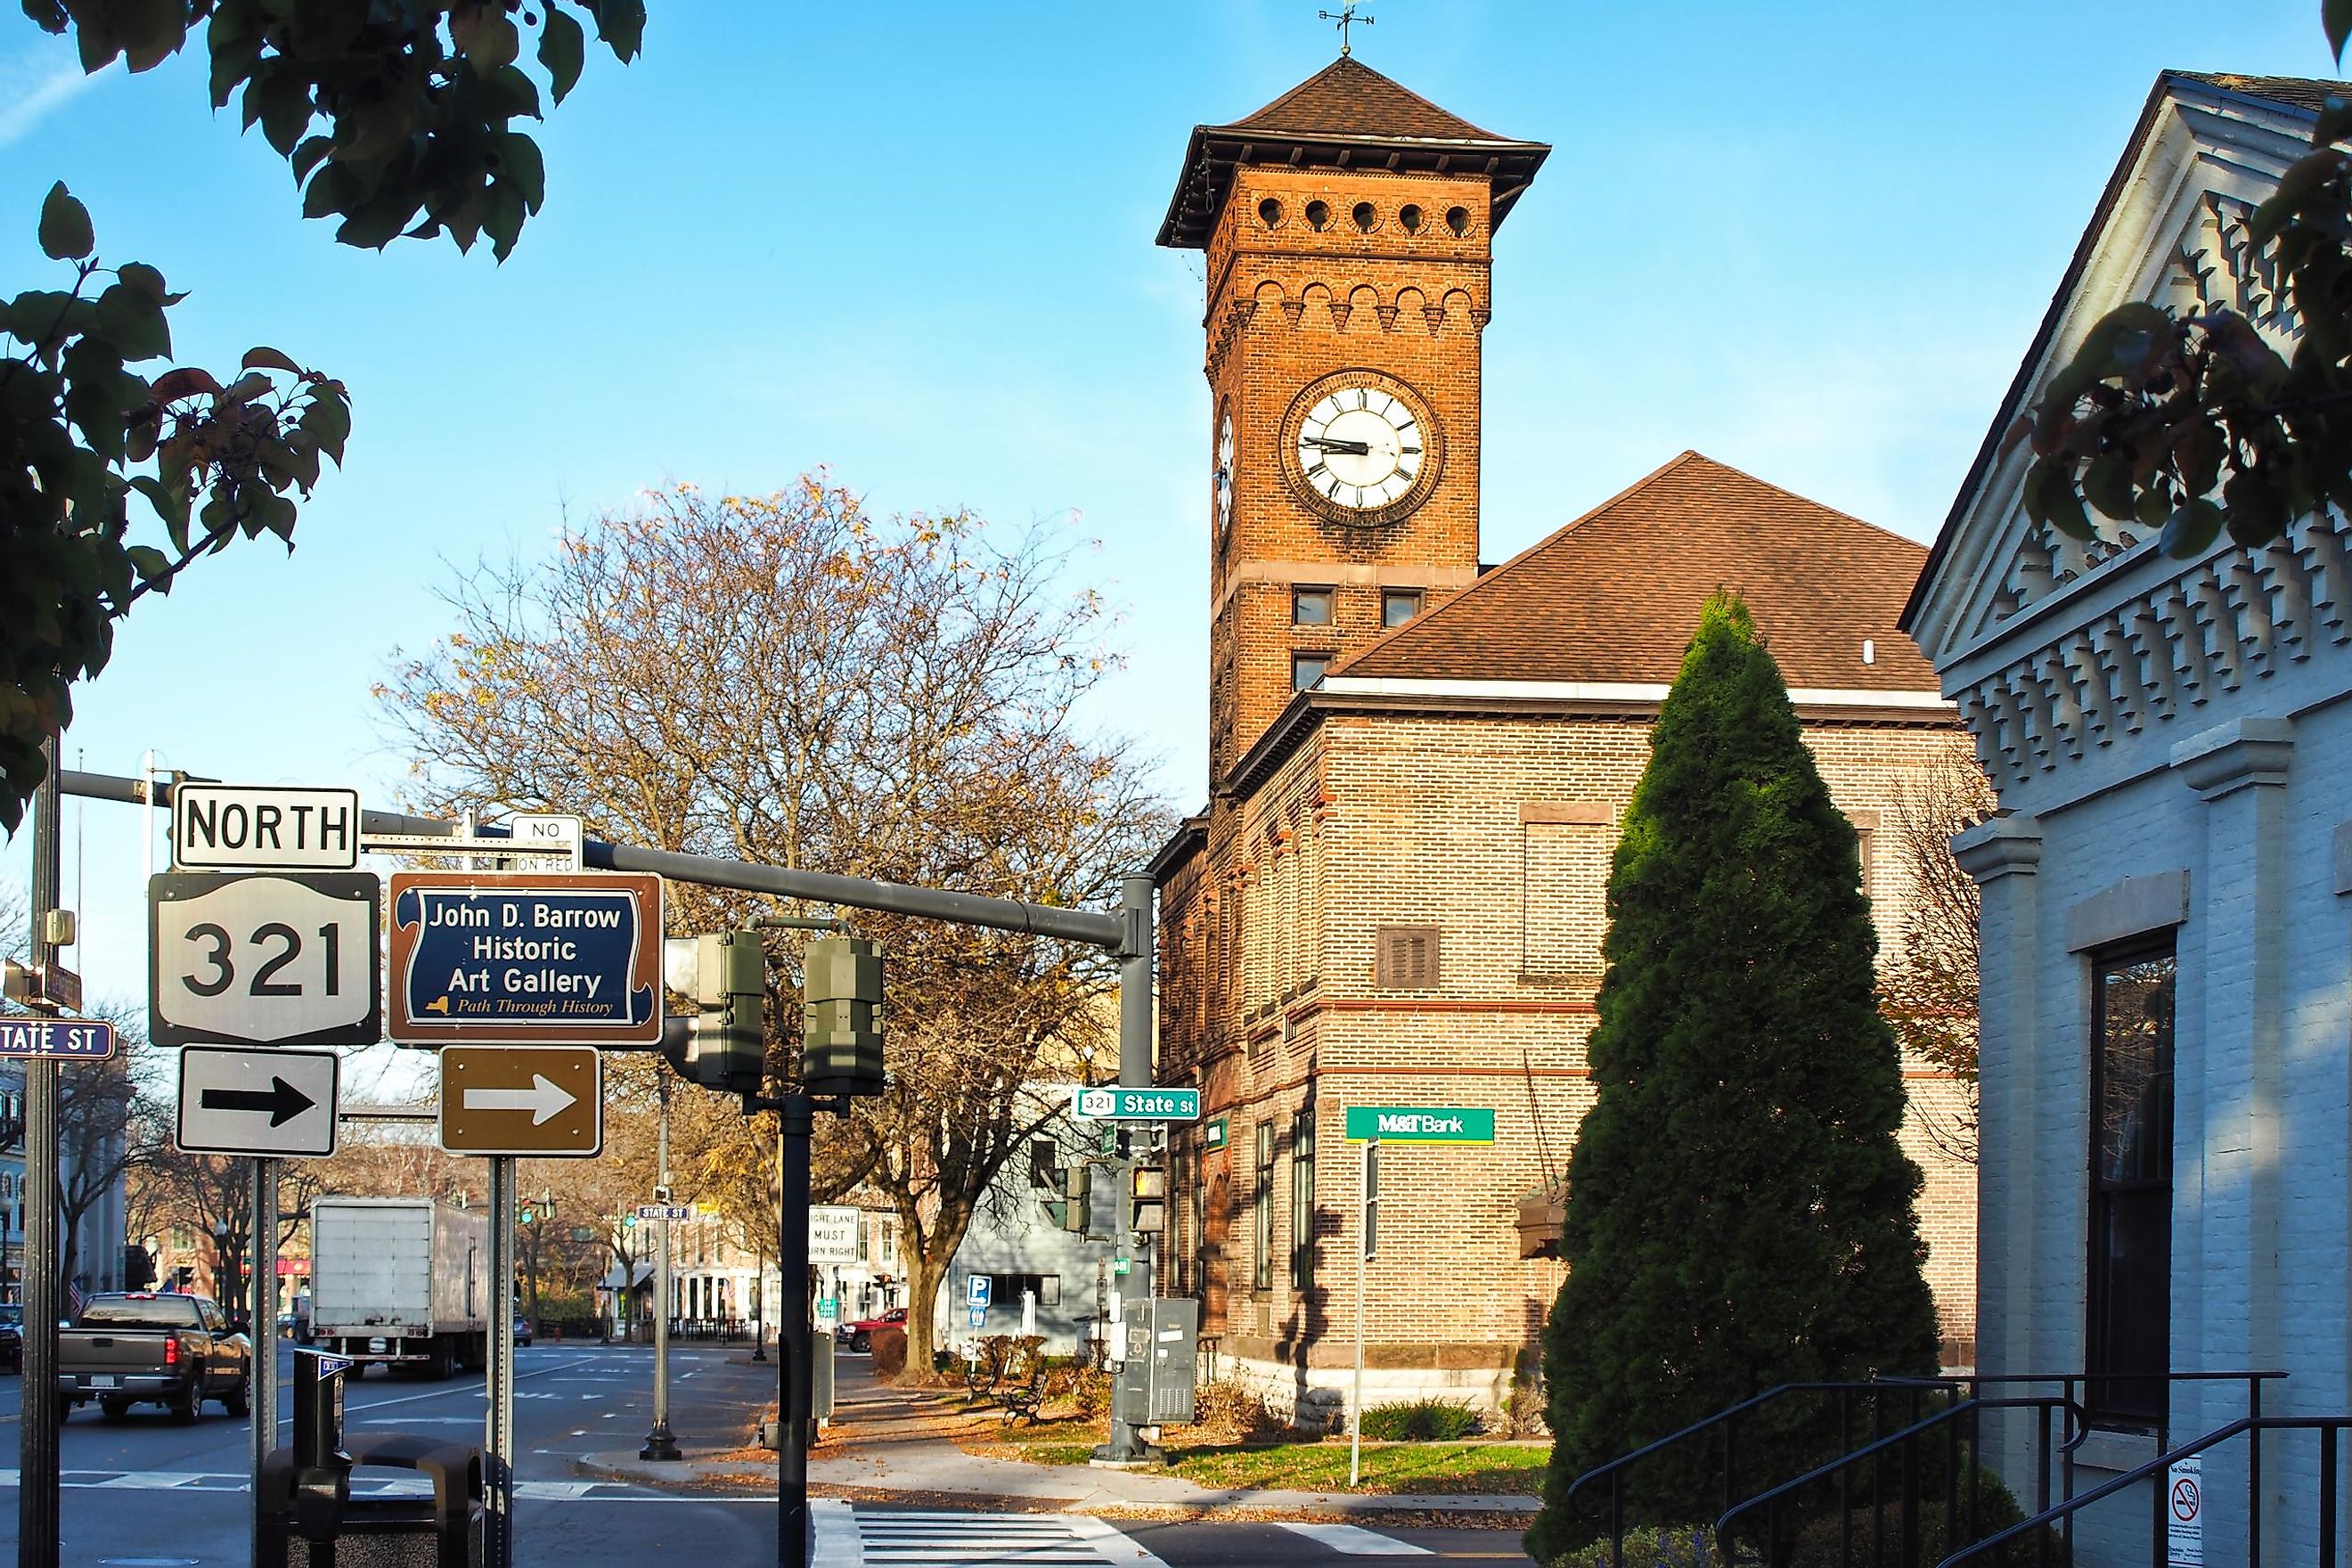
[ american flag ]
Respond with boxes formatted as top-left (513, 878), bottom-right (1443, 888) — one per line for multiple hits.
top-left (66, 1281), bottom-right (83, 1319)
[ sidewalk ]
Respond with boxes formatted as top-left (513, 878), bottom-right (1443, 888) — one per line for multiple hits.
top-left (576, 1369), bottom-right (1540, 1522)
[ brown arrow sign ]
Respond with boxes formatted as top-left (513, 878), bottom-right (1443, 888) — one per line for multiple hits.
top-left (438, 1046), bottom-right (602, 1157)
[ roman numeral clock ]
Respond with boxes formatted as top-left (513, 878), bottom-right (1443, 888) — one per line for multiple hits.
top-left (1282, 371), bottom-right (1441, 527)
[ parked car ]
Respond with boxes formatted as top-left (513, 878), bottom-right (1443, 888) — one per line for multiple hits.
top-left (0, 1304), bottom-right (21, 1373)
top-left (513, 1315), bottom-right (532, 1348)
top-left (839, 1307), bottom-right (905, 1353)
top-left (56, 1292), bottom-right (250, 1424)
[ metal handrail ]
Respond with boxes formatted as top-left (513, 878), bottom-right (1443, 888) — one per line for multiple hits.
top-left (1560, 1379), bottom-right (1965, 1565)
top-left (1715, 1395), bottom-right (2082, 1568)
top-left (1936, 1411), bottom-right (2352, 1568)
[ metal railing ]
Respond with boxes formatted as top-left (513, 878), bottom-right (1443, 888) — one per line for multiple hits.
top-left (1716, 1394), bottom-right (2082, 1568)
top-left (1939, 1404), bottom-right (2342, 1568)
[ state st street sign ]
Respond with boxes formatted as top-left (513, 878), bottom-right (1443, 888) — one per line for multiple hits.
top-left (1343, 1106), bottom-right (1497, 1145)
top-left (388, 871), bottom-right (662, 1045)
top-left (1071, 1085), bottom-right (1200, 1122)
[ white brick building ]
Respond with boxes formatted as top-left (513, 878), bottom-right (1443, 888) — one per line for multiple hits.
top-left (1904, 70), bottom-right (2352, 1568)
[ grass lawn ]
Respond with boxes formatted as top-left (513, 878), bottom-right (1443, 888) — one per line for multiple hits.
top-left (973, 1422), bottom-right (1548, 1496)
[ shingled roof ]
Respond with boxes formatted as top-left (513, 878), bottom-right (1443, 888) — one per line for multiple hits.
top-left (1158, 58), bottom-right (1548, 249)
top-left (1337, 452), bottom-right (1938, 692)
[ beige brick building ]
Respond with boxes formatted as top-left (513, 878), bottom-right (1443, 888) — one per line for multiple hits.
top-left (1147, 59), bottom-right (1977, 1425)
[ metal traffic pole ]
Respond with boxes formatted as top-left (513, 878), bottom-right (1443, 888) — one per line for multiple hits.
top-left (487, 1155), bottom-right (519, 1568)
top-left (641, 1072), bottom-right (681, 1460)
top-left (20, 739), bottom-right (62, 1568)
top-left (778, 1093), bottom-right (813, 1568)
top-left (250, 1155), bottom-right (280, 1568)
top-left (1352, 1137), bottom-right (1376, 1488)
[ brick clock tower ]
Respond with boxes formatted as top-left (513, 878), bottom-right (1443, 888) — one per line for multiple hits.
top-left (1157, 58), bottom-right (1548, 780)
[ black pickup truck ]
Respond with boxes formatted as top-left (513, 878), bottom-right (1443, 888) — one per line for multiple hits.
top-left (56, 1292), bottom-right (250, 1424)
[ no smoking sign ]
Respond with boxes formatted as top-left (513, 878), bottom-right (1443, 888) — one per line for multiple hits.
top-left (2166, 1455), bottom-right (2202, 1568)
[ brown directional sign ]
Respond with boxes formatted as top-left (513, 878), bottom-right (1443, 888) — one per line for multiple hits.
top-left (437, 1046), bottom-right (602, 1157)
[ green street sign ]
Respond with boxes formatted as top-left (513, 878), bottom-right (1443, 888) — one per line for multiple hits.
top-left (1343, 1106), bottom-right (1496, 1145)
top-left (1113, 1257), bottom-right (1132, 1277)
top-left (1072, 1085), bottom-right (1200, 1122)
top-left (1203, 1116), bottom-right (1227, 1152)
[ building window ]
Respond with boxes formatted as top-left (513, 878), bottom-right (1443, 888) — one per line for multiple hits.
top-left (1381, 589), bottom-right (1422, 627)
top-left (1292, 652), bottom-right (1331, 690)
top-left (992, 1272), bottom-right (1059, 1308)
top-left (2088, 942), bottom-right (2176, 1425)
top-left (1293, 586), bottom-right (1334, 625)
top-left (1253, 1122), bottom-right (1275, 1293)
top-left (1375, 924), bottom-right (1441, 989)
top-left (1290, 1109), bottom-right (1316, 1294)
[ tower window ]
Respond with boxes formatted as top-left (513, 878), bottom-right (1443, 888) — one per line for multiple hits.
top-left (1446, 205), bottom-right (1471, 237)
top-left (1399, 203), bottom-right (1423, 234)
top-left (1351, 201), bottom-right (1376, 233)
top-left (1292, 587), bottom-right (1334, 626)
top-left (1304, 200), bottom-right (1330, 231)
top-left (1292, 652), bottom-right (1331, 690)
top-left (1381, 589), bottom-right (1422, 628)
top-left (1258, 197), bottom-right (1283, 229)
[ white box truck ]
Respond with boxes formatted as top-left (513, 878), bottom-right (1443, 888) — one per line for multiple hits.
top-left (309, 1197), bottom-right (490, 1378)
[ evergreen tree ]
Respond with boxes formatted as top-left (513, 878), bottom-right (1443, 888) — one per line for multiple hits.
top-left (1527, 592), bottom-right (1938, 1560)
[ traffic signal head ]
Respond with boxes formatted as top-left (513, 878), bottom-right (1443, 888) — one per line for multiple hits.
top-left (802, 935), bottom-right (886, 1098)
top-left (661, 932), bottom-right (768, 1095)
top-left (1060, 1164), bottom-right (1090, 1234)
top-left (1131, 1165), bottom-right (1166, 1235)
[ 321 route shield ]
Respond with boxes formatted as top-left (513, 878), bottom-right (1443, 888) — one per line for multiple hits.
top-left (387, 871), bottom-right (663, 1045)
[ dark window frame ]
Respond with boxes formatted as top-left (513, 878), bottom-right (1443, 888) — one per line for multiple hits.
top-left (1292, 586), bottom-right (1335, 626)
top-left (1381, 588), bottom-right (1423, 628)
top-left (2087, 938), bottom-right (2176, 1427)
top-left (1253, 1121), bottom-right (1275, 1293)
top-left (1292, 651), bottom-right (1333, 691)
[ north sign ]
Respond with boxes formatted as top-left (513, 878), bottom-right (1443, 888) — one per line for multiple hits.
top-left (1071, 1086), bottom-right (1200, 1122)
top-left (149, 873), bottom-right (382, 1049)
top-left (1342, 1106), bottom-right (1496, 1145)
top-left (437, 1045), bottom-right (602, 1156)
top-left (0, 1017), bottom-right (115, 1060)
top-left (172, 784), bottom-right (361, 871)
top-left (176, 1045), bottom-right (340, 1157)
top-left (388, 872), bottom-right (662, 1045)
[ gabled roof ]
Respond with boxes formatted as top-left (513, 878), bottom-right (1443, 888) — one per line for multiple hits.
top-left (1338, 452), bottom-right (1937, 692)
top-left (1158, 58), bottom-right (1548, 249)
top-left (1900, 69), bottom-right (2341, 638)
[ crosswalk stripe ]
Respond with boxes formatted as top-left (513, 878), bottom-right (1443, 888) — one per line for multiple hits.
top-left (1274, 1521), bottom-right (1435, 1556)
top-left (845, 1509), bottom-right (1167, 1568)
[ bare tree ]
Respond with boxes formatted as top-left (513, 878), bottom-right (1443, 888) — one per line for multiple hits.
top-left (1878, 743), bottom-right (1997, 1165)
top-left (376, 479), bottom-right (1172, 1363)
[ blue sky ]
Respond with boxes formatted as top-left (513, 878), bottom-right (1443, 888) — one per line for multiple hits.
top-left (0, 0), bottom-right (2333, 1038)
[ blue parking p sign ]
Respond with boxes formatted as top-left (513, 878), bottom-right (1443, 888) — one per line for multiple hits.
top-left (967, 1275), bottom-right (991, 1308)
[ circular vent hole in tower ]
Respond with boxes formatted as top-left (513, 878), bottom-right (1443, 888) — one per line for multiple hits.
top-left (1446, 205), bottom-right (1470, 236)
top-left (1305, 200), bottom-right (1330, 231)
top-left (1399, 203), bottom-right (1423, 234)
top-left (1258, 197), bottom-right (1283, 228)
top-left (1352, 201), bottom-right (1376, 233)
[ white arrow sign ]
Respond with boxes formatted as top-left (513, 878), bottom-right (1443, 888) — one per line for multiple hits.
top-left (461, 1074), bottom-right (577, 1125)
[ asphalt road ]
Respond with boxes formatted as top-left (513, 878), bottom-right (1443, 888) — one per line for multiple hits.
top-left (0, 1343), bottom-right (1535, 1567)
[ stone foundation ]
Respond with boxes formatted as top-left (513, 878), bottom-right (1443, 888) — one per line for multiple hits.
top-left (1213, 1335), bottom-right (1523, 1433)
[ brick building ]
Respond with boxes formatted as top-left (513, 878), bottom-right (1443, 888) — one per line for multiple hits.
top-left (1147, 57), bottom-right (1977, 1424)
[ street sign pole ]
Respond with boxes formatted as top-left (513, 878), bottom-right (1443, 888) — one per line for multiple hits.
top-left (641, 1073), bottom-right (680, 1461)
top-left (778, 1093), bottom-right (813, 1568)
top-left (250, 1155), bottom-right (279, 1568)
top-left (487, 1155), bottom-right (518, 1568)
top-left (1095, 874), bottom-right (1156, 1466)
top-left (1352, 1138), bottom-right (1376, 1488)
top-left (20, 737), bottom-right (61, 1568)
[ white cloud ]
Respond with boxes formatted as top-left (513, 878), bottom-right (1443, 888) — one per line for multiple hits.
top-left (0, 46), bottom-right (96, 150)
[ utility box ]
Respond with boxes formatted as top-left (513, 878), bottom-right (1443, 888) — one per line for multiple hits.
top-left (1113, 1298), bottom-right (1197, 1427)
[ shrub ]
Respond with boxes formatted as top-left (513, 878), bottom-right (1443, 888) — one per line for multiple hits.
top-left (1182, 1378), bottom-right (1284, 1439)
top-left (1362, 1396), bottom-right (1482, 1441)
top-left (1773, 1458), bottom-right (2067, 1568)
top-left (1546, 1524), bottom-right (1721, 1568)
top-left (870, 1325), bottom-right (908, 1380)
top-left (1069, 1366), bottom-right (1110, 1420)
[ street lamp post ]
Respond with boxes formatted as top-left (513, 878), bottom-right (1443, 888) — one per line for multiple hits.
top-left (640, 1072), bottom-right (681, 1461)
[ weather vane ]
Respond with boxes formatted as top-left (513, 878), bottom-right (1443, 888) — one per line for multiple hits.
top-left (1319, 1), bottom-right (1373, 56)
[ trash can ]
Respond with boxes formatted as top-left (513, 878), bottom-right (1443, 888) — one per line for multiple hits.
top-left (260, 1350), bottom-right (486, 1568)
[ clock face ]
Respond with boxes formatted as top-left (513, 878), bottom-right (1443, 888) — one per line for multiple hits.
top-left (1281, 372), bottom-right (1441, 527)
top-left (1214, 411), bottom-right (1236, 536)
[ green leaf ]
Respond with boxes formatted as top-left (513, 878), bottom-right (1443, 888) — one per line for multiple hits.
top-left (114, 261), bottom-right (167, 301)
top-left (94, 282), bottom-right (171, 361)
top-left (149, 365), bottom-right (223, 403)
top-left (2160, 497), bottom-right (2225, 557)
top-left (2319, 95), bottom-right (2352, 148)
top-left (498, 132), bottom-right (546, 213)
top-left (37, 182), bottom-right (93, 261)
top-left (584, 0), bottom-right (645, 62)
top-left (114, 0), bottom-right (189, 73)
top-left (124, 544), bottom-right (170, 584)
top-left (241, 346), bottom-right (301, 375)
top-left (2040, 469), bottom-right (2095, 542)
top-left (2223, 468), bottom-right (2289, 546)
top-left (2081, 454), bottom-right (2137, 521)
top-left (290, 135), bottom-right (336, 184)
top-left (2330, 0), bottom-right (2352, 62)
top-left (539, 2), bottom-right (585, 103)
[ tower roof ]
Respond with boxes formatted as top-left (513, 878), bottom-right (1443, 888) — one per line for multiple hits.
top-left (1336, 452), bottom-right (1938, 692)
top-left (1158, 57), bottom-right (1548, 249)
